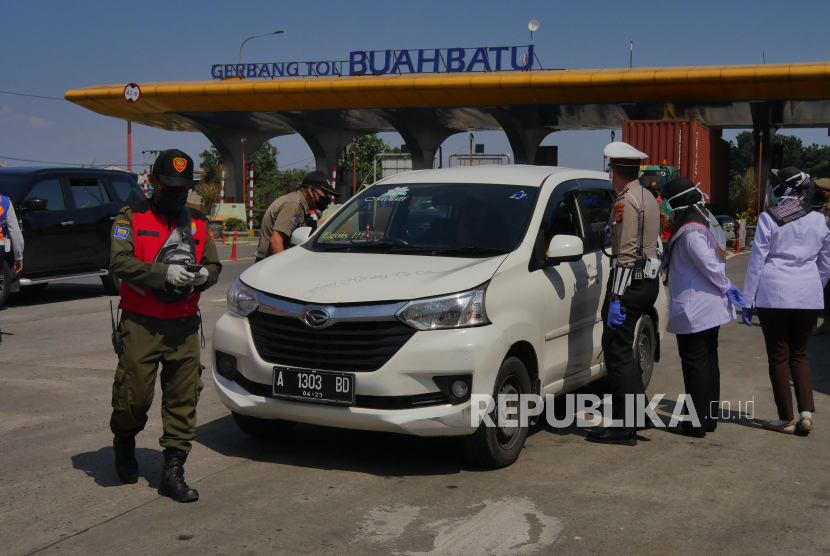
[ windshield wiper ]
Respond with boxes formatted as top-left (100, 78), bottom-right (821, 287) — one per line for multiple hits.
top-left (317, 240), bottom-right (426, 252)
top-left (430, 246), bottom-right (509, 257)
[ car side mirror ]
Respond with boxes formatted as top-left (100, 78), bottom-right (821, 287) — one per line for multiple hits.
top-left (546, 235), bottom-right (584, 266)
top-left (20, 198), bottom-right (48, 212)
top-left (290, 226), bottom-right (312, 246)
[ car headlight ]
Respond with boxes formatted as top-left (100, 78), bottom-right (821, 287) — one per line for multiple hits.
top-left (227, 278), bottom-right (258, 317)
top-left (396, 284), bottom-right (490, 330)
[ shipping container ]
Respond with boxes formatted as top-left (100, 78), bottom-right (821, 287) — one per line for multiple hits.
top-left (622, 120), bottom-right (730, 211)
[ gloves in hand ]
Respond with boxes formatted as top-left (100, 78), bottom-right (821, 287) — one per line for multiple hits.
top-left (726, 284), bottom-right (745, 307)
top-left (608, 300), bottom-right (627, 330)
top-left (166, 264), bottom-right (195, 287)
top-left (741, 307), bottom-right (753, 327)
top-left (190, 267), bottom-right (209, 286)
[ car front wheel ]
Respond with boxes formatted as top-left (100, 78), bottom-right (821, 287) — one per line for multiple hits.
top-left (462, 356), bottom-right (531, 468)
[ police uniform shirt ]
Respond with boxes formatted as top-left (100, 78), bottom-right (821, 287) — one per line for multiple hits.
top-left (607, 181), bottom-right (660, 294)
top-left (255, 191), bottom-right (310, 259)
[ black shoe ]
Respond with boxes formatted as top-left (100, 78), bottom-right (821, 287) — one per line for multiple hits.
top-left (158, 449), bottom-right (199, 503)
top-left (673, 422), bottom-right (706, 438)
top-left (113, 436), bottom-right (139, 484)
top-left (586, 428), bottom-right (638, 446)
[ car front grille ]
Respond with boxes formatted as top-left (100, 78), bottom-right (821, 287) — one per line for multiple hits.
top-left (247, 311), bottom-right (417, 372)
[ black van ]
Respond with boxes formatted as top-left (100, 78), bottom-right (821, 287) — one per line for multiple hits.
top-left (0, 167), bottom-right (146, 306)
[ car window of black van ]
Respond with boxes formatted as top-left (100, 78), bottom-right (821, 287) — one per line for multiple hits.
top-left (69, 178), bottom-right (110, 209)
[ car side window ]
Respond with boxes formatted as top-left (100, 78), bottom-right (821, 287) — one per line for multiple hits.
top-left (540, 180), bottom-right (586, 254)
top-left (580, 187), bottom-right (617, 251)
top-left (26, 179), bottom-right (66, 211)
top-left (110, 179), bottom-right (144, 202)
top-left (69, 178), bottom-right (110, 209)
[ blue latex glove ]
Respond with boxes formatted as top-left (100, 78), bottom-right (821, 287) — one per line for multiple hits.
top-left (741, 307), bottom-right (753, 327)
top-left (726, 285), bottom-right (745, 307)
top-left (603, 225), bottom-right (611, 246)
top-left (608, 300), bottom-right (627, 330)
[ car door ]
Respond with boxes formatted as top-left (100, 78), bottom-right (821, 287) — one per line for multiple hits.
top-left (18, 177), bottom-right (75, 277)
top-left (576, 180), bottom-right (619, 365)
top-left (526, 179), bottom-right (596, 387)
top-left (67, 176), bottom-right (113, 270)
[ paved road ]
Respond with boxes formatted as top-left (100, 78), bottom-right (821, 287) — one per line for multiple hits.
top-left (1, 250), bottom-right (828, 556)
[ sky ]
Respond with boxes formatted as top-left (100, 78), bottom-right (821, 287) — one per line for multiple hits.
top-left (2, 0), bottom-right (830, 173)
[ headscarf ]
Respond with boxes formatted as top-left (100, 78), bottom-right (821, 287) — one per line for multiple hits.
top-left (662, 178), bottom-right (709, 239)
top-left (766, 167), bottom-right (810, 225)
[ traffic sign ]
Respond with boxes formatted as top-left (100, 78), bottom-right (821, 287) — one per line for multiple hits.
top-left (123, 83), bottom-right (140, 103)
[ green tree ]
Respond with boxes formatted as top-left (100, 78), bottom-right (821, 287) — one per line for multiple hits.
top-left (337, 134), bottom-right (401, 185)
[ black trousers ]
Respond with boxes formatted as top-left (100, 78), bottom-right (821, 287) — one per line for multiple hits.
top-left (601, 274), bottom-right (659, 426)
top-left (823, 281), bottom-right (830, 318)
top-left (676, 326), bottom-right (721, 433)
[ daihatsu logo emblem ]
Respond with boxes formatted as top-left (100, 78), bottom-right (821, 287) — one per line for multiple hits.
top-left (303, 308), bottom-right (330, 328)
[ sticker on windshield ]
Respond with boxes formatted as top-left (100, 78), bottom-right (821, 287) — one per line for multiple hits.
top-left (510, 190), bottom-right (528, 200)
top-left (113, 226), bottom-right (129, 240)
top-left (365, 186), bottom-right (410, 203)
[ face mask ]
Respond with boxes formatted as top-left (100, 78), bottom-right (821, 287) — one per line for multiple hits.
top-left (157, 188), bottom-right (189, 213)
top-left (315, 191), bottom-right (330, 211)
top-left (666, 183), bottom-right (706, 212)
top-left (662, 200), bottom-right (674, 217)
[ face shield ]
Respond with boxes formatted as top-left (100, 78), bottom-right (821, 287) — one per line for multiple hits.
top-left (767, 169), bottom-right (811, 208)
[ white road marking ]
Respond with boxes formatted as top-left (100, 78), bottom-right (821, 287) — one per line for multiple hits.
top-left (358, 496), bottom-right (562, 556)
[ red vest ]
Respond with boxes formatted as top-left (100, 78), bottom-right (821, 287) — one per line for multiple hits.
top-left (119, 202), bottom-right (208, 319)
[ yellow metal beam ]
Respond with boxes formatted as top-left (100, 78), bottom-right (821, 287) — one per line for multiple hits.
top-left (65, 62), bottom-right (830, 131)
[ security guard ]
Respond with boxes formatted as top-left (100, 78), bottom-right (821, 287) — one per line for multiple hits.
top-left (815, 177), bottom-right (830, 335)
top-left (109, 149), bottom-right (222, 502)
top-left (255, 170), bottom-right (340, 261)
top-left (587, 142), bottom-right (661, 446)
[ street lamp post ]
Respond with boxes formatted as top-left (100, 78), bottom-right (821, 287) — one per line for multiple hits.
top-left (239, 30), bottom-right (284, 67)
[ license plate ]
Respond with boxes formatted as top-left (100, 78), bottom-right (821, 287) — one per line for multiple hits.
top-left (272, 367), bottom-right (355, 406)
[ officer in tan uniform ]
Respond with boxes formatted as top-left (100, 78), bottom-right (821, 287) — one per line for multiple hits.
top-left (815, 178), bottom-right (830, 334)
top-left (587, 142), bottom-right (661, 446)
top-left (255, 171), bottom-right (340, 262)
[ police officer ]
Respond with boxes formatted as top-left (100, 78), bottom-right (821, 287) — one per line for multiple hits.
top-left (255, 170), bottom-right (339, 261)
top-left (0, 192), bottom-right (24, 340)
top-left (815, 178), bottom-right (830, 335)
top-left (109, 149), bottom-right (222, 502)
top-left (587, 142), bottom-right (661, 446)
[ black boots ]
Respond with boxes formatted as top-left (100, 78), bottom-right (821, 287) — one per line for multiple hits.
top-left (113, 436), bottom-right (139, 484)
top-left (158, 449), bottom-right (199, 503)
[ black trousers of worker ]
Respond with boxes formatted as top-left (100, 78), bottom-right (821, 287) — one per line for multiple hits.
top-left (601, 273), bottom-right (660, 428)
top-left (676, 326), bottom-right (721, 434)
top-left (824, 282), bottom-right (830, 318)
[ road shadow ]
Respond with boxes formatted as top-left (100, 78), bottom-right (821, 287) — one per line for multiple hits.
top-left (7, 283), bottom-right (111, 308)
top-left (71, 446), bottom-right (164, 488)
top-left (808, 333), bottom-right (830, 397)
top-left (196, 414), bottom-right (475, 477)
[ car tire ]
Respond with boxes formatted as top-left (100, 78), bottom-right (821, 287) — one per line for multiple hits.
top-left (0, 259), bottom-right (11, 308)
top-left (462, 356), bottom-right (531, 468)
top-left (231, 411), bottom-right (296, 439)
top-left (635, 315), bottom-right (656, 390)
top-left (101, 268), bottom-right (121, 295)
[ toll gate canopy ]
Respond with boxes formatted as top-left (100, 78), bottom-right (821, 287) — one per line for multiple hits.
top-left (65, 62), bottom-right (830, 200)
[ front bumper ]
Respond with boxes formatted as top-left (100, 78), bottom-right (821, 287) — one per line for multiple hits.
top-left (211, 312), bottom-right (509, 437)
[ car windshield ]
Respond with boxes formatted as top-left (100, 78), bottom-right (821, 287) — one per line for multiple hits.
top-left (639, 170), bottom-right (669, 188)
top-left (307, 183), bottom-right (540, 256)
top-left (0, 175), bottom-right (29, 201)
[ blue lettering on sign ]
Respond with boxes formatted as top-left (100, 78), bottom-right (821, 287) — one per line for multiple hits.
top-left (211, 46), bottom-right (537, 79)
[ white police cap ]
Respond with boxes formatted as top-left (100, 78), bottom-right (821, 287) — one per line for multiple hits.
top-left (604, 142), bottom-right (648, 160)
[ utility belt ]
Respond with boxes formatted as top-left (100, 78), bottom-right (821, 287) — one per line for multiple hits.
top-left (609, 257), bottom-right (659, 297)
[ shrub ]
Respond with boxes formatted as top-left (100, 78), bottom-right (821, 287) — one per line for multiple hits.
top-left (224, 217), bottom-right (247, 232)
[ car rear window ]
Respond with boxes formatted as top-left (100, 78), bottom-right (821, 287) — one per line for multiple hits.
top-left (110, 178), bottom-right (145, 202)
top-left (0, 175), bottom-right (29, 201)
top-left (69, 178), bottom-right (110, 208)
